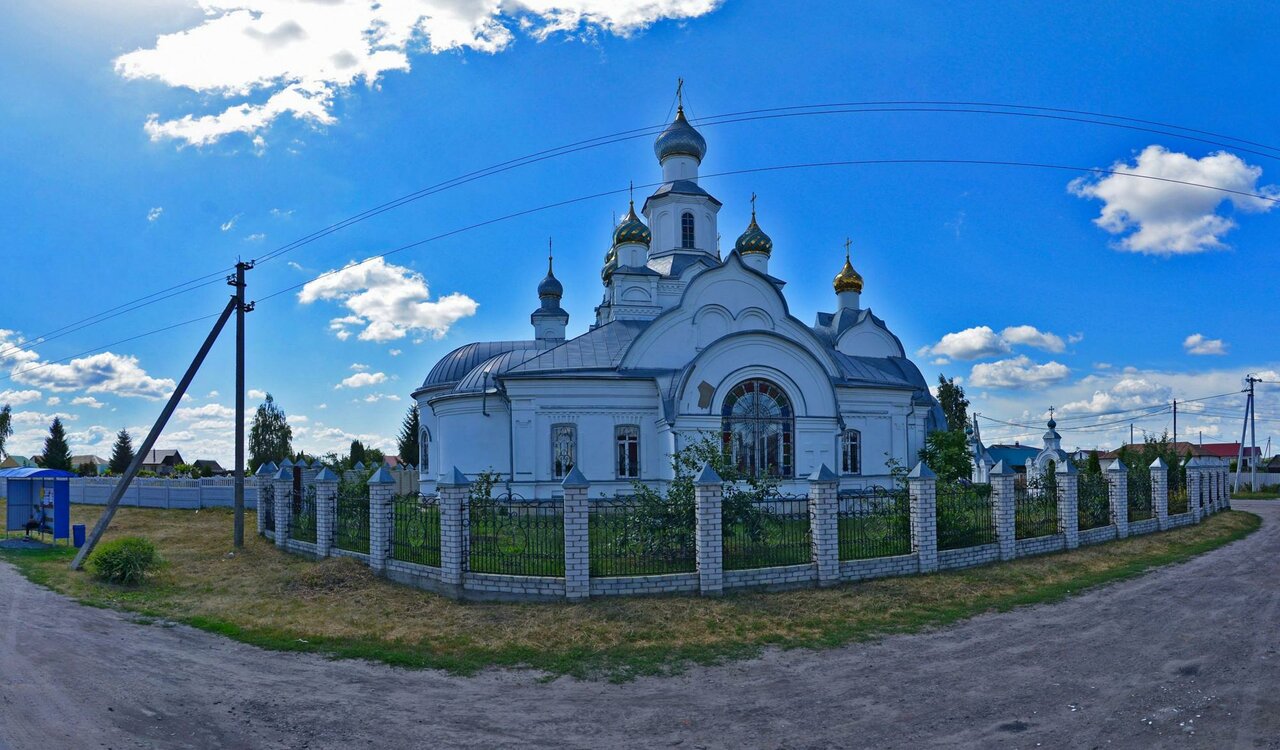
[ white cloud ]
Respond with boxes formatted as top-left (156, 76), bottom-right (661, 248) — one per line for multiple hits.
top-left (246, 232), bottom-right (266, 241)
top-left (220, 214), bottom-right (241, 231)
top-left (389, 348), bottom-right (402, 356)
top-left (336, 371), bottom-right (387, 389)
top-left (0, 389), bottom-right (43, 406)
top-left (0, 329), bottom-right (41, 366)
top-left (920, 324), bottom-right (1069, 361)
top-left (1184, 333), bottom-right (1228, 356)
top-left (71, 396), bottom-right (105, 409)
top-left (350, 362), bottom-right (369, 371)
top-left (12, 351), bottom-right (175, 399)
top-left (10, 410), bottom-right (78, 426)
top-left (147, 206), bottom-right (164, 222)
top-left (176, 403), bottom-right (236, 421)
top-left (300, 257), bottom-right (478, 342)
top-left (207, 389), bottom-right (220, 398)
top-left (114, 0), bottom-right (722, 147)
top-left (1069, 145), bottom-right (1279, 255)
top-left (359, 392), bottom-right (401, 403)
top-left (46, 396), bottom-right (61, 406)
top-left (969, 356), bottom-right (1070, 390)
top-left (317, 403), bottom-right (327, 409)
top-left (1060, 377), bottom-right (1172, 415)
top-left (248, 388), bottom-right (267, 400)
top-left (271, 207), bottom-right (293, 218)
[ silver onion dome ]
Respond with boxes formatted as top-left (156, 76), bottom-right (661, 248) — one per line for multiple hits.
top-left (653, 106), bottom-right (707, 163)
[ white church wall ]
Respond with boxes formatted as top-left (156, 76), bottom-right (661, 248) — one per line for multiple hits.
top-left (836, 321), bottom-right (905, 358)
top-left (431, 395), bottom-right (512, 482)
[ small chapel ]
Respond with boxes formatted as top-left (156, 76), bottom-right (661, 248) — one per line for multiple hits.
top-left (413, 104), bottom-right (946, 497)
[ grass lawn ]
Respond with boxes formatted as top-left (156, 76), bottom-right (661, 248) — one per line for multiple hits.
top-left (0, 501), bottom-right (1260, 681)
top-left (1232, 490), bottom-right (1280, 500)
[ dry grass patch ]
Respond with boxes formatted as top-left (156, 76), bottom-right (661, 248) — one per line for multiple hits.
top-left (0, 500), bottom-right (1259, 680)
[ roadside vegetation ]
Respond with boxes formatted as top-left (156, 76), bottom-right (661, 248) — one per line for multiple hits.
top-left (1232, 489), bottom-right (1280, 500)
top-left (0, 499), bottom-right (1258, 680)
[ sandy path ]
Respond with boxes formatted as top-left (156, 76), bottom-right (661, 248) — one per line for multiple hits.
top-left (2, 503), bottom-right (1276, 749)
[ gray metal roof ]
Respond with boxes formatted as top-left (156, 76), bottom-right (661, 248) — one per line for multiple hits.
top-left (506, 320), bottom-right (650, 375)
top-left (453, 348), bottom-right (546, 393)
top-left (642, 180), bottom-right (723, 211)
top-left (421, 340), bottom-right (550, 389)
top-left (830, 352), bottom-right (927, 390)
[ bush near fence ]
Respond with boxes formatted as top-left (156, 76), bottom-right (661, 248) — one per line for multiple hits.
top-left (936, 482), bottom-right (995, 550)
top-left (1169, 467), bottom-right (1189, 515)
top-left (391, 493), bottom-right (441, 567)
top-left (838, 487), bottom-right (911, 560)
top-left (1128, 472), bottom-right (1154, 522)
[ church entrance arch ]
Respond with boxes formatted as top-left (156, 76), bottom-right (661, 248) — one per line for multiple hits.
top-left (720, 378), bottom-right (795, 478)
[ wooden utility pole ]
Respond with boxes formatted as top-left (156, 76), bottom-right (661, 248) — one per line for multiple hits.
top-left (231, 260), bottom-right (253, 548)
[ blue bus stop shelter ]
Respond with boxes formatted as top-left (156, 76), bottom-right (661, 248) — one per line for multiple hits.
top-left (2, 467), bottom-right (74, 543)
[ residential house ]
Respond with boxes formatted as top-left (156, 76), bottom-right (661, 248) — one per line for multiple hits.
top-left (141, 449), bottom-right (185, 475)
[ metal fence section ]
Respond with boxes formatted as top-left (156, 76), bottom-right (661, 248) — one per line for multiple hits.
top-left (1168, 465), bottom-right (1189, 514)
top-left (722, 493), bottom-right (811, 570)
top-left (1077, 473), bottom-right (1111, 530)
top-left (1127, 471), bottom-right (1154, 521)
top-left (588, 495), bottom-right (696, 576)
top-left (1015, 472), bottom-right (1059, 539)
top-left (289, 484), bottom-right (317, 543)
top-left (467, 493), bottom-right (565, 576)
top-left (837, 486), bottom-right (911, 560)
top-left (334, 484), bottom-right (370, 553)
top-left (390, 493), bottom-right (441, 567)
top-left (936, 482), bottom-right (995, 550)
top-left (260, 481), bottom-right (275, 532)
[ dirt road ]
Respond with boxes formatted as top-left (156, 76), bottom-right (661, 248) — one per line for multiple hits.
top-left (3, 503), bottom-right (1277, 749)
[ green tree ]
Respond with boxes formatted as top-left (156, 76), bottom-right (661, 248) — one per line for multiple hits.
top-left (364, 446), bottom-right (386, 468)
top-left (42, 417), bottom-right (73, 471)
top-left (76, 461), bottom-right (99, 477)
top-left (397, 404), bottom-right (420, 466)
top-left (248, 393), bottom-right (293, 473)
top-left (0, 403), bottom-right (12, 459)
top-left (917, 428), bottom-right (972, 484)
top-left (1085, 450), bottom-right (1102, 475)
top-left (108, 428), bottom-right (135, 474)
top-left (347, 439), bottom-right (367, 468)
top-left (936, 374), bottom-right (969, 432)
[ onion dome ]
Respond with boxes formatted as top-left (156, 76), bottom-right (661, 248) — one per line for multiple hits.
top-left (1047, 416), bottom-right (1057, 430)
top-left (833, 255), bottom-right (863, 294)
top-left (601, 246), bottom-right (618, 282)
top-left (653, 106), bottom-right (707, 163)
top-left (613, 200), bottom-right (651, 247)
top-left (537, 254), bottom-right (562, 300)
top-left (734, 208), bottom-right (773, 256)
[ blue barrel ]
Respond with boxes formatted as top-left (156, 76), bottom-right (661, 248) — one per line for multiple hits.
top-left (73, 524), bottom-right (86, 548)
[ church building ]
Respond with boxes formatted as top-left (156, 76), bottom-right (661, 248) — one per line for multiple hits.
top-left (413, 105), bottom-right (946, 497)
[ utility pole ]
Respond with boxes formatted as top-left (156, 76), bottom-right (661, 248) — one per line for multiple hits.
top-left (1235, 378), bottom-right (1257, 493)
top-left (1130, 423), bottom-right (1134, 446)
top-left (1172, 399), bottom-right (1177, 446)
top-left (1248, 375), bottom-right (1259, 492)
top-left (231, 260), bottom-right (254, 548)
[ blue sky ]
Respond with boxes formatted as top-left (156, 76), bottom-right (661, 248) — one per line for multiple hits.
top-left (2, 0), bottom-right (1278, 465)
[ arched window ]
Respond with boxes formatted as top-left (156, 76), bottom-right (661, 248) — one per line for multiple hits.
top-left (840, 429), bottom-right (860, 475)
top-left (419, 427), bottom-right (430, 474)
top-left (552, 423), bottom-right (576, 479)
top-left (721, 379), bottom-right (794, 478)
top-left (681, 211), bottom-right (696, 249)
top-left (615, 424), bottom-right (640, 479)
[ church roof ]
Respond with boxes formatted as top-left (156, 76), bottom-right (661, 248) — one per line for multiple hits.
top-left (453, 348), bottom-right (547, 393)
top-left (420, 340), bottom-right (551, 390)
top-left (641, 180), bottom-right (722, 213)
top-left (829, 352), bottom-right (927, 390)
top-left (506, 320), bottom-right (650, 376)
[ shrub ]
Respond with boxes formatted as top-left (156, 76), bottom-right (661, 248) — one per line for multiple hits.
top-left (87, 537), bottom-right (162, 585)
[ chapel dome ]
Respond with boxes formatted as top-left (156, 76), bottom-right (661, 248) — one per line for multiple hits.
top-left (834, 257), bottom-right (864, 294)
top-left (538, 258), bottom-right (563, 300)
top-left (734, 212), bottom-right (773, 256)
top-left (653, 106), bottom-right (707, 163)
top-left (613, 201), bottom-right (651, 247)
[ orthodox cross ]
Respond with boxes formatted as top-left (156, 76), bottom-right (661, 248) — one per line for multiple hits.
top-left (844, 236), bottom-right (853, 261)
top-left (750, 192), bottom-right (757, 217)
top-left (676, 77), bottom-right (684, 109)
top-left (1048, 406), bottom-right (1056, 421)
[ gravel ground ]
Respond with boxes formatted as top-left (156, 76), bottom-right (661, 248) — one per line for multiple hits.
top-left (2, 503), bottom-right (1277, 750)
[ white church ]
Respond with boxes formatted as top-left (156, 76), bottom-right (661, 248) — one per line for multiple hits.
top-left (413, 105), bottom-right (946, 496)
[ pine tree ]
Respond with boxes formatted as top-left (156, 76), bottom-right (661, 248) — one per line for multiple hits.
top-left (348, 439), bottom-right (366, 468)
top-left (42, 417), bottom-right (73, 471)
top-left (248, 393), bottom-right (293, 473)
top-left (108, 428), bottom-right (135, 474)
top-left (0, 403), bottom-right (12, 459)
top-left (397, 404), bottom-right (420, 466)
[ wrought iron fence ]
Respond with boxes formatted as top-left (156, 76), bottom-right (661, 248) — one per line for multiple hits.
top-left (334, 483), bottom-right (370, 553)
top-left (1015, 472), bottom-right (1060, 539)
top-left (837, 486), bottom-right (911, 560)
top-left (391, 493), bottom-right (441, 567)
top-left (1128, 471), bottom-right (1154, 521)
top-left (588, 495), bottom-right (696, 576)
top-left (289, 484), bottom-right (317, 543)
top-left (722, 492), bottom-right (811, 570)
top-left (936, 482), bottom-right (995, 550)
top-left (1077, 473), bottom-right (1111, 530)
top-left (260, 481), bottom-right (275, 532)
top-left (1168, 465), bottom-right (1189, 515)
top-left (467, 493), bottom-right (565, 576)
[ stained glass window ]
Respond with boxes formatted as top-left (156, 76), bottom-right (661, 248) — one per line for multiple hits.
top-left (721, 379), bottom-right (794, 478)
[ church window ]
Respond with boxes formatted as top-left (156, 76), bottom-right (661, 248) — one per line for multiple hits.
top-left (552, 423), bottom-right (576, 479)
top-left (681, 211), bottom-right (696, 249)
top-left (615, 425), bottom-right (640, 479)
top-left (840, 429), bottom-right (860, 475)
top-left (721, 379), bottom-right (794, 478)
top-left (419, 427), bottom-right (430, 474)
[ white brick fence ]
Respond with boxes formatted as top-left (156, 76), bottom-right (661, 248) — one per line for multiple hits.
top-left (259, 457), bottom-right (1228, 602)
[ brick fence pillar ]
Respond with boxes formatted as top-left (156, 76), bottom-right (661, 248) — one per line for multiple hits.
top-left (807, 464), bottom-right (840, 587)
top-left (1221, 468), bottom-right (1232, 510)
top-left (694, 463), bottom-right (724, 596)
top-left (313, 468), bottom-right (338, 558)
top-left (437, 467), bottom-right (468, 589)
top-left (990, 460), bottom-right (1017, 561)
top-left (273, 468), bottom-right (292, 549)
top-left (367, 466), bottom-right (396, 573)
top-left (1107, 462), bottom-right (1129, 539)
top-left (1056, 462), bottom-right (1079, 550)
top-left (255, 461), bottom-right (276, 536)
top-left (1150, 457), bottom-right (1169, 530)
top-left (1186, 459), bottom-right (1203, 523)
top-left (908, 462), bottom-right (938, 574)
top-left (562, 467), bottom-right (591, 602)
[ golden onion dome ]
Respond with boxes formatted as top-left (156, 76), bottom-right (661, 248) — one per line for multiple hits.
top-left (833, 255), bottom-right (863, 294)
top-left (612, 200), bottom-right (651, 247)
top-left (601, 246), bottom-right (618, 282)
top-left (734, 210), bottom-right (773, 256)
